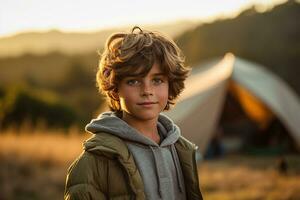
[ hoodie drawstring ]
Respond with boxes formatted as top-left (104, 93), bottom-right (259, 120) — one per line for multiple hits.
top-left (150, 146), bottom-right (163, 198)
top-left (170, 144), bottom-right (184, 193)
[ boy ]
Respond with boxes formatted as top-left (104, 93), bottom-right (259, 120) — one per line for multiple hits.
top-left (64, 26), bottom-right (203, 200)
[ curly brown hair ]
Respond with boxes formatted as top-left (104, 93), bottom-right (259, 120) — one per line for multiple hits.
top-left (96, 26), bottom-right (190, 112)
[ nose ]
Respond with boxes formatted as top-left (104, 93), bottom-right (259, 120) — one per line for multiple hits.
top-left (141, 81), bottom-right (153, 96)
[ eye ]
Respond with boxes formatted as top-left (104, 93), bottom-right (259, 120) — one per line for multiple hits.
top-left (152, 77), bottom-right (165, 85)
top-left (126, 79), bottom-right (140, 86)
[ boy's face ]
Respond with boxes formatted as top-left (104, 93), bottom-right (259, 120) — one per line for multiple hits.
top-left (117, 63), bottom-right (169, 122)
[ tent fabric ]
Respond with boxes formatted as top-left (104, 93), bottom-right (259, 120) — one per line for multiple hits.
top-left (165, 54), bottom-right (234, 153)
top-left (165, 53), bottom-right (300, 153)
top-left (232, 58), bottom-right (300, 149)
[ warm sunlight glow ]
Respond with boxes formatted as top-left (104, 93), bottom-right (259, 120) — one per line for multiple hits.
top-left (229, 82), bottom-right (274, 129)
top-left (0, 0), bottom-right (287, 37)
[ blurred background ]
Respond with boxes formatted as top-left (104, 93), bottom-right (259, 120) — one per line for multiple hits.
top-left (1, 0), bottom-right (300, 199)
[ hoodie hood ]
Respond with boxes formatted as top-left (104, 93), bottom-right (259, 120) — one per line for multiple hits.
top-left (85, 111), bottom-right (181, 147)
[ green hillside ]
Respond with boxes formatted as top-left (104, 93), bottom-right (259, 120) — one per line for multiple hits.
top-left (176, 0), bottom-right (300, 94)
top-left (0, 52), bottom-right (102, 130)
top-left (0, 21), bottom-right (197, 58)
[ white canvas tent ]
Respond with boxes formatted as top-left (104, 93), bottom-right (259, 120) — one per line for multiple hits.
top-left (164, 53), bottom-right (300, 154)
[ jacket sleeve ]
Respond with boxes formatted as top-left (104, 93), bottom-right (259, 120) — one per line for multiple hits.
top-left (64, 184), bottom-right (106, 200)
top-left (64, 152), bottom-right (108, 200)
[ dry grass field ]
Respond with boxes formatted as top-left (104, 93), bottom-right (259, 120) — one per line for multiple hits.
top-left (1, 128), bottom-right (300, 200)
top-left (200, 155), bottom-right (300, 200)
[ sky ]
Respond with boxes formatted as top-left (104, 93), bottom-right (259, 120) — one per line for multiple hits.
top-left (0, 0), bottom-right (287, 37)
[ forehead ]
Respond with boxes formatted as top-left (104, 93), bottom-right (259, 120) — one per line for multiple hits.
top-left (129, 62), bottom-right (165, 77)
top-left (147, 63), bottom-right (163, 74)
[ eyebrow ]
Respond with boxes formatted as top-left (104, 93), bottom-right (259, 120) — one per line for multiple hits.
top-left (151, 73), bottom-right (165, 76)
top-left (126, 72), bottom-right (166, 78)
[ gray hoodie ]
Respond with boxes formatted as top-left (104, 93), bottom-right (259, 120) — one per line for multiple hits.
top-left (85, 111), bottom-right (186, 200)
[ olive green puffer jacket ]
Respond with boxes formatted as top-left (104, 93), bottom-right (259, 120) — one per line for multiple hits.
top-left (64, 132), bottom-right (203, 200)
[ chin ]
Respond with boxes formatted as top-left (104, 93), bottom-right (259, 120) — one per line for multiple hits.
top-left (134, 111), bottom-right (160, 121)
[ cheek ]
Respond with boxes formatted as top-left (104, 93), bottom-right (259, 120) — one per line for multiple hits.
top-left (157, 84), bottom-right (169, 102)
top-left (119, 94), bottom-right (135, 112)
top-left (119, 92), bottom-right (135, 104)
top-left (118, 84), bottom-right (136, 99)
top-left (118, 87), bottom-right (138, 107)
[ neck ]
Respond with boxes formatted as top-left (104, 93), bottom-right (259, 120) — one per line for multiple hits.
top-left (122, 113), bottom-right (160, 143)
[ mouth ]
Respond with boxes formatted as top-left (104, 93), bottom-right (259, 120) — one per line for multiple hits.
top-left (137, 102), bottom-right (158, 105)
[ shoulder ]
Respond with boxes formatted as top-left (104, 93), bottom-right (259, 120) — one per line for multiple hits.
top-left (66, 151), bottom-right (109, 190)
top-left (64, 151), bottom-right (110, 199)
top-left (66, 132), bottom-right (131, 191)
top-left (65, 137), bottom-right (140, 199)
